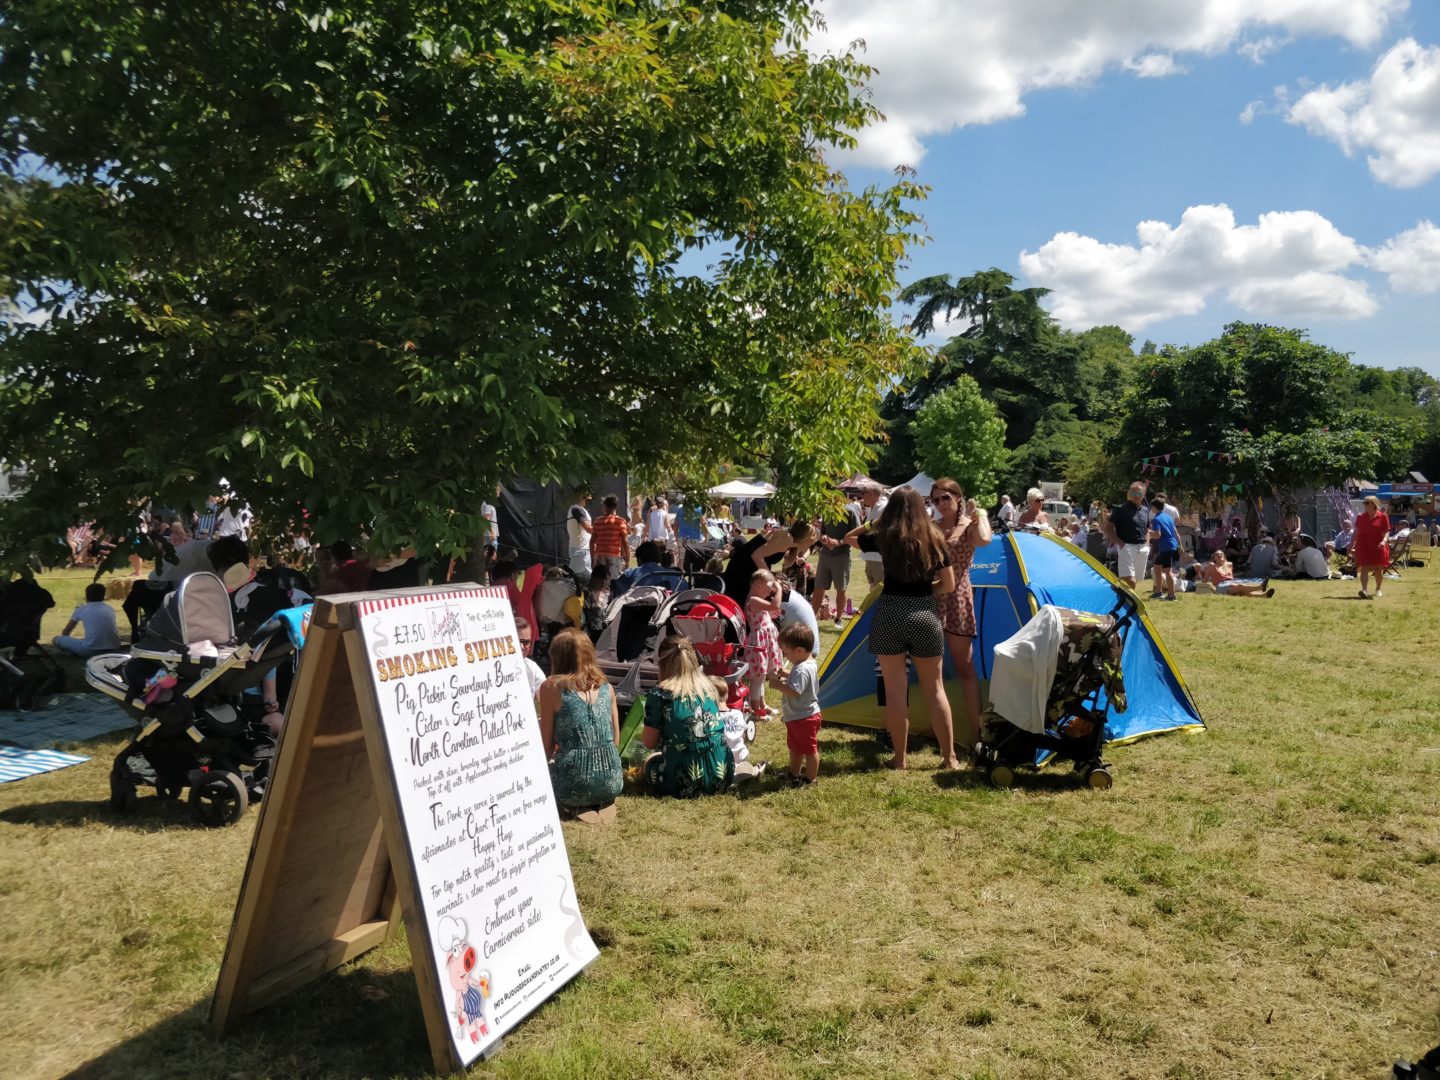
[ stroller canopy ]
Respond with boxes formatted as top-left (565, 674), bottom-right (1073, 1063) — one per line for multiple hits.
top-left (142, 572), bottom-right (236, 649)
top-left (818, 531), bottom-right (1204, 744)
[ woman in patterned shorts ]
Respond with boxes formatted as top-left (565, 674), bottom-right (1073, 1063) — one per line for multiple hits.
top-left (930, 477), bottom-right (992, 762)
top-left (844, 486), bottom-right (956, 770)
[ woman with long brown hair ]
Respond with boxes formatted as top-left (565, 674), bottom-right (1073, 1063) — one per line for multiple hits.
top-left (844, 486), bottom-right (957, 769)
top-left (931, 477), bottom-right (992, 763)
top-left (538, 628), bottom-right (623, 822)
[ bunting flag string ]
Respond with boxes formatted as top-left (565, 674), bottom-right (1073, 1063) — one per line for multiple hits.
top-left (1140, 449), bottom-right (1245, 466)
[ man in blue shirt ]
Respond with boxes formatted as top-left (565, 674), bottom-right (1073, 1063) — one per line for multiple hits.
top-left (1148, 497), bottom-right (1180, 601)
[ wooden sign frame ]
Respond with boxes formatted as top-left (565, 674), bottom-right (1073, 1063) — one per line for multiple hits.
top-left (211, 584), bottom-right (552, 1074)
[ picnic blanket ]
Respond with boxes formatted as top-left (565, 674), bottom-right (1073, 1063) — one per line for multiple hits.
top-left (0, 745), bottom-right (89, 783)
top-left (0, 693), bottom-right (136, 749)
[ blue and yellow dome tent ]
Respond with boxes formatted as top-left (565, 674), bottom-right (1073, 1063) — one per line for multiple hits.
top-left (817, 531), bottom-right (1205, 743)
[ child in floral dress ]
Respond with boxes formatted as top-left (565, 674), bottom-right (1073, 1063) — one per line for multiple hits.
top-left (743, 569), bottom-right (784, 719)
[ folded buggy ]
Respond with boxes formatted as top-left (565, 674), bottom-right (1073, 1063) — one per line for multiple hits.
top-left (85, 572), bottom-right (296, 826)
top-left (975, 589), bottom-right (1138, 790)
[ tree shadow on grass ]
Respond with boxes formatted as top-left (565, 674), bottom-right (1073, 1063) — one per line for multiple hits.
top-left (66, 952), bottom-right (593, 1079)
top-left (0, 793), bottom-right (211, 832)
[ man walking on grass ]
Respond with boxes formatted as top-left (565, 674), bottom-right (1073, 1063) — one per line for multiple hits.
top-left (1105, 482), bottom-right (1152, 590)
top-left (812, 496), bottom-right (862, 629)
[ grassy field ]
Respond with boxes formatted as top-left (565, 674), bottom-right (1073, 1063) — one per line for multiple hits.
top-left (1, 565), bottom-right (1437, 1079)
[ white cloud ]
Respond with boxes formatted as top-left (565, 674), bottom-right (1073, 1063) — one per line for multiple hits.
top-left (1286, 37), bottom-right (1440, 187)
top-left (1368, 220), bottom-right (1440, 292)
top-left (1017, 204), bottom-right (1380, 330)
top-left (1127, 54), bottom-right (1187, 79)
top-left (1239, 36), bottom-right (1284, 64)
top-left (813, 0), bottom-right (1409, 167)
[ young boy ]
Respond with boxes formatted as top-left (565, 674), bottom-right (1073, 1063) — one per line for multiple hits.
top-left (767, 622), bottom-right (822, 786)
top-left (1147, 496), bottom-right (1180, 601)
top-left (52, 582), bottom-right (122, 657)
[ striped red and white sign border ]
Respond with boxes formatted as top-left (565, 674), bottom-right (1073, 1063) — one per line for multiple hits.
top-left (355, 586), bottom-right (507, 618)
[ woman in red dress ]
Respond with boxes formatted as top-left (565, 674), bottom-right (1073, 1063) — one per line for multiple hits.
top-left (931, 477), bottom-right (992, 764)
top-left (1351, 494), bottom-right (1391, 600)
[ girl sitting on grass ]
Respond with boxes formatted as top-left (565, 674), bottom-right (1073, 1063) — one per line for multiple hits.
top-left (641, 636), bottom-right (734, 797)
top-left (538, 628), bottom-right (623, 823)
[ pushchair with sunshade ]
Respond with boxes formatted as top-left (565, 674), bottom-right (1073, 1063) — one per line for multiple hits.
top-left (85, 572), bottom-right (297, 826)
top-left (596, 587), bottom-right (743, 710)
top-left (975, 588), bottom-right (1138, 790)
top-left (0, 576), bottom-right (66, 711)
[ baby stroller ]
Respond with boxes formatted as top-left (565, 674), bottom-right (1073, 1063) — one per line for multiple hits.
top-left (85, 572), bottom-right (296, 826)
top-left (974, 589), bottom-right (1138, 790)
top-left (0, 576), bottom-right (66, 711)
top-left (670, 592), bottom-right (750, 714)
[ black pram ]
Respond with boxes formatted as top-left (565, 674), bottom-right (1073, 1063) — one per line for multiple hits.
top-left (974, 589), bottom-right (1137, 789)
top-left (85, 572), bottom-right (295, 826)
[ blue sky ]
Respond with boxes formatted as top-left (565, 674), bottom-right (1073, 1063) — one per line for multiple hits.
top-left (824, 0), bottom-right (1440, 374)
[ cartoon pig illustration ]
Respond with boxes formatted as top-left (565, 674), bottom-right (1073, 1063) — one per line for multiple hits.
top-left (437, 915), bottom-right (492, 1043)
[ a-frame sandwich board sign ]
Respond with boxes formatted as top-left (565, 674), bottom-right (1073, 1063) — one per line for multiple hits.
top-left (211, 585), bottom-right (599, 1073)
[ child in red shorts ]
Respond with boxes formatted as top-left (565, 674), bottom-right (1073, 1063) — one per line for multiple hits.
top-left (768, 622), bottom-right (822, 787)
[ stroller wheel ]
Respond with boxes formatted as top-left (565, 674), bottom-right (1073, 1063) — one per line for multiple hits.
top-left (1085, 767), bottom-right (1114, 791)
top-left (988, 764), bottom-right (1015, 789)
top-left (109, 773), bottom-right (138, 815)
top-left (189, 770), bottom-right (249, 827)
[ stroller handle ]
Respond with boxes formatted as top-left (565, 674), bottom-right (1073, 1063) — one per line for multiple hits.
top-left (245, 617), bottom-right (286, 649)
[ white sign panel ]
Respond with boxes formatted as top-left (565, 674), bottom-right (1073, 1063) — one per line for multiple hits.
top-left (354, 587), bottom-right (598, 1066)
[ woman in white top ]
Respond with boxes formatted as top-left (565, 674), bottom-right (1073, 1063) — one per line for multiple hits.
top-left (646, 498), bottom-right (673, 549)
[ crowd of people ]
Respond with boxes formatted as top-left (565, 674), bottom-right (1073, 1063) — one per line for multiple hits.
top-left (17, 476), bottom-right (1433, 829)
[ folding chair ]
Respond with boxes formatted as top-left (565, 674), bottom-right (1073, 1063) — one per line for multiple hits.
top-left (1408, 528), bottom-right (1431, 567)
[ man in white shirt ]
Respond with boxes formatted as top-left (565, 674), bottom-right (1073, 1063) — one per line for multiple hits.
top-left (646, 497), bottom-right (673, 551)
top-left (515, 618), bottom-right (545, 699)
top-left (1291, 538), bottom-right (1330, 580)
top-left (997, 495), bottom-right (1017, 528)
top-left (53, 583), bottom-right (122, 656)
top-left (213, 497), bottom-right (250, 541)
top-left (480, 487), bottom-right (500, 548)
top-left (566, 489), bottom-right (593, 576)
top-left (859, 483), bottom-right (888, 587)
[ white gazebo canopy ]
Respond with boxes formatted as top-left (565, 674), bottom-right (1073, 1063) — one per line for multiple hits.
top-left (897, 472), bottom-right (935, 496)
top-left (708, 480), bottom-right (776, 499)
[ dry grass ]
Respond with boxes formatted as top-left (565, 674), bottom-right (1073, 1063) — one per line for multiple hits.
top-left (1, 566), bottom-right (1437, 1079)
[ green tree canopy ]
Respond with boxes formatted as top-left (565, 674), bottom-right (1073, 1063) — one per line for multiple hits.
top-left (1101, 323), bottom-right (1418, 513)
top-left (0, 0), bottom-right (925, 561)
top-left (876, 268), bottom-right (1137, 495)
top-left (909, 375), bottom-right (1007, 505)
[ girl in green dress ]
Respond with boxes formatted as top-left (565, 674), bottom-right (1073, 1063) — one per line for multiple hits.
top-left (641, 636), bottom-right (735, 797)
top-left (538, 628), bottom-right (623, 822)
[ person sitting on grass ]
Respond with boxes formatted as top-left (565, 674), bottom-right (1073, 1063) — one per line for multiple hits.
top-left (640, 636), bottom-right (734, 797)
top-left (52, 582), bottom-right (122, 657)
top-left (1197, 550), bottom-right (1273, 598)
top-left (538, 628), bottom-right (622, 824)
top-left (1288, 536), bottom-right (1331, 580)
top-left (1247, 531), bottom-right (1280, 578)
top-left (767, 622), bottom-right (823, 788)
